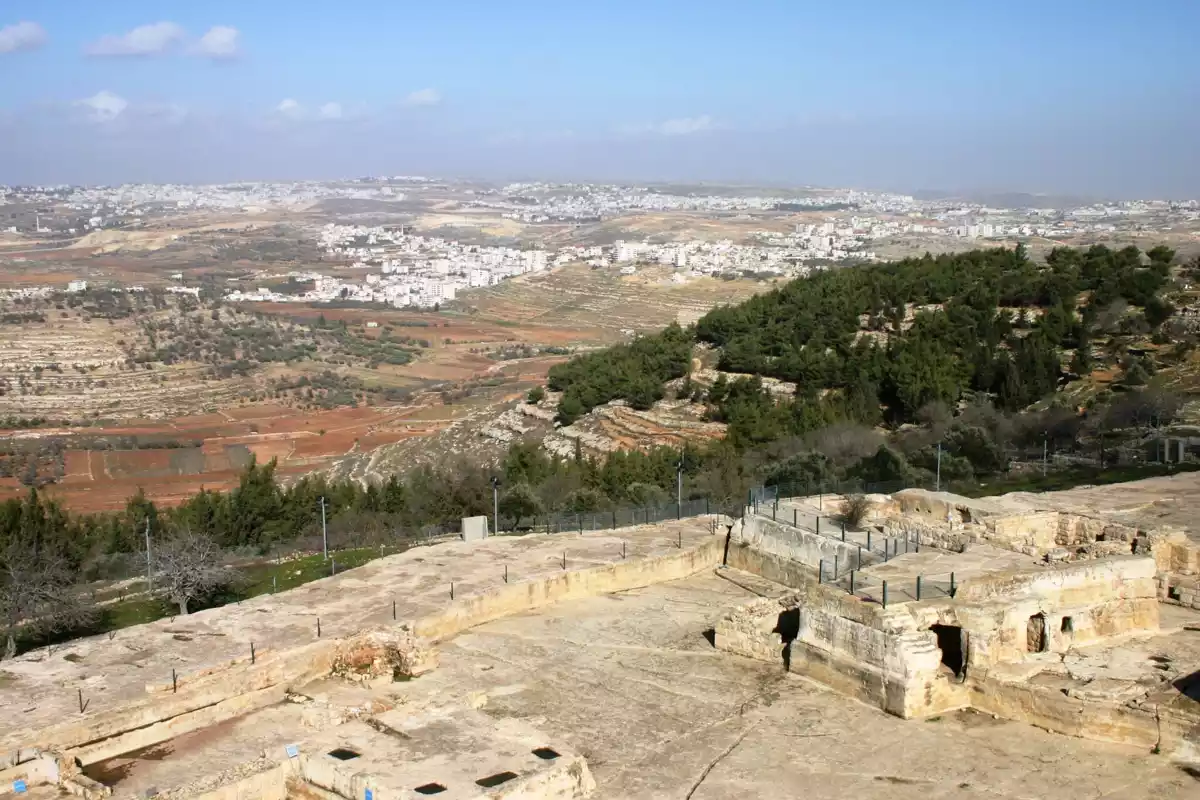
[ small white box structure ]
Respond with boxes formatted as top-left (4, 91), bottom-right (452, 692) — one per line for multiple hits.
top-left (462, 515), bottom-right (489, 542)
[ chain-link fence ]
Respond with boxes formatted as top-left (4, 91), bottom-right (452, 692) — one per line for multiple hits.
top-left (754, 478), bottom-right (916, 509)
top-left (507, 497), bottom-right (714, 535)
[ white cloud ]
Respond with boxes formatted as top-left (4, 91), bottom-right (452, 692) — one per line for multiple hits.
top-left (192, 26), bottom-right (240, 59)
top-left (402, 88), bottom-right (441, 107)
top-left (86, 22), bottom-right (185, 57)
top-left (657, 115), bottom-right (715, 136)
top-left (77, 91), bottom-right (129, 123)
top-left (617, 115), bottom-right (717, 138)
top-left (318, 102), bottom-right (343, 121)
top-left (275, 98), bottom-right (303, 118)
top-left (0, 21), bottom-right (46, 54)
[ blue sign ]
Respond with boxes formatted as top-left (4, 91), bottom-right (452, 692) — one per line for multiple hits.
top-left (285, 744), bottom-right (300, 759)
top-left (13, 780), bottom-right (27, 793)
top-left (365, 790), bottom-right (373, 800)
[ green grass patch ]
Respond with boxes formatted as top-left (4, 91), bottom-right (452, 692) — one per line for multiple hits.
top-left (10, 545), bottom-right (410, 658)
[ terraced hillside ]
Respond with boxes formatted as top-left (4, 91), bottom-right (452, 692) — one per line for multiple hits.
top-left (457, 262), bottom-right (765, 332)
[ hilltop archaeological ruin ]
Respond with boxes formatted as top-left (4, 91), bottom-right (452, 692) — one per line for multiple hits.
top-left (1, 480), bottom-right (1199, 799)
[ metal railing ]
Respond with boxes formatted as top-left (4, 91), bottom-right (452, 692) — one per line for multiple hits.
top-left (513, 497), bottom-right (714, 535)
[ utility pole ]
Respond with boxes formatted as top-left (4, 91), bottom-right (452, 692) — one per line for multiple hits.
top-left (491, 476), bottom-right (501, 535)
top-left (319, 496), bottom-right (328, 560)
top-left (145, 517), bottom-right (152, 592)
top-left (676, 452), bottom-right (684, 516)
top-left (935, 441), bottom-right (942, 492)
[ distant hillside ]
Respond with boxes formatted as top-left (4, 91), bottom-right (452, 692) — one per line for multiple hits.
top-left (546, 244), bottom-right (1190, 453)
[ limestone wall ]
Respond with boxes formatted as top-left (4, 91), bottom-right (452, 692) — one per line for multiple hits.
top-left (968, 674), bottom-right (1198, 751)
top-left (718, 544), bottom-right (964, 719)
top-left (7, 533), bottom-right (725, 773)
top-left (414, 536), bottom-right (724, 642)
top-left (881, 516), bottom-right (973, 553)
top-left (735, 515), bottom-right (866, 576)
top-left (944, 557), bottom-right (1159, 667)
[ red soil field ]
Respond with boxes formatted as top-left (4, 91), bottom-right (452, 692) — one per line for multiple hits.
top-left (0, 402), bottom-right (442, 513)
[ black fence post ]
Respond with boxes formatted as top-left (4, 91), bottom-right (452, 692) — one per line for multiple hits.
top-left (450, 582), bottom-right (455, 600)
top-left (79, 688), bottom-right (86, 712)
top-left (916, 576), bottom-right (922, 601)
top-left (317, 618), bottom-right (321, 638)
top-left (849, 570), bottom-right (856, 595)
top-left (171, 669), bottom-right (177, 693)
top-left (562, 551), bottom-right (566, 570)
top-left (841, 521), bottom-right (846, 541)
top-left (857, 543), bottom-right (863, 570)
top-left (882, 581), bottom-right (889, 609)
top-left (504, 564), bottom-right (509, 584)
top-left (815, 516), bottom-right (820, 536)
top-left (867, 530), bottom-right (872, 551)
top-left (251, 642), bottom-right (256, 665)
top-left (392, 599), bottom-right (397, 620)
top-left (950, 572), bottom-right (956, 597)
top-left (818, 559), bottom-right (824, 584)
top-left (833, 554), bottom-right (839, 578)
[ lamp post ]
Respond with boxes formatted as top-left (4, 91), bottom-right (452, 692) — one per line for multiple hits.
top-left (319, 496), bottom-right (328, 560)
top-left (935, 441), bottom-right (942, 492)
top-left (675, 454), bottom-right (684, 518)
top-left (491, 476), bottom-right (501, 536)
top-left (145, 517), bottom-right (152, 592)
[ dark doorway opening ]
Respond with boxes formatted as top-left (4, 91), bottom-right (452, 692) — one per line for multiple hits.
top-left (1060, 616), bottom-right (1074, 635)
top-left (930, 624), bottom-right (966, 678)
top-left (1027, 613), bottom-right (1048, 653)
top-left (773, 608), bottom-right (800, 670)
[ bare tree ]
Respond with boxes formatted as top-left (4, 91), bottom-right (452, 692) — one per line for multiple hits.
top-left (837, 494), bottom-right (872, 530)
top-left (0, 541), bottom-right (93, 660)
top-left (154, 530), bottom-right (235, 615)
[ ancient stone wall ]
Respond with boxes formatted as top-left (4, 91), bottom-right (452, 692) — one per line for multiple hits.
top-left (735, 515), bottom-right (866, 575)
top-left (4, 531), bottom-right (725, 784)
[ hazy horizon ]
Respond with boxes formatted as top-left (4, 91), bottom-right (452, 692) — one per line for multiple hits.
top-left (1, 1), bottom-right (1197, 199)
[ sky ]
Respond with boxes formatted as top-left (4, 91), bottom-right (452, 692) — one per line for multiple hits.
top-left (0, 1), bottom-right (1198, 197)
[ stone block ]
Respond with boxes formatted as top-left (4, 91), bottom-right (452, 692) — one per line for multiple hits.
top-left (461, 515), bottom-right (489, 541)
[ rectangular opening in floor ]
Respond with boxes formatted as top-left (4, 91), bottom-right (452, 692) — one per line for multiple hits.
top-left (532, 747), bottom-right (561, 760)
top-left (414, 783), bottom-right (447, 795)
top-left (476, 771), bottom-right (519, 788)
top-left (327, 748), bottom-right (361, 761)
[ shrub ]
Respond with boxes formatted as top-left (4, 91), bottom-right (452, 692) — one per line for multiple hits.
top-left (838, 494), bottom-right (871, 529)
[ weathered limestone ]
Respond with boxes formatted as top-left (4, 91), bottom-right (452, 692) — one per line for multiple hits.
top-left (714, 501), bottom-right (1198, 752)
top-left (0, 519), bottom-right (725, 798)
top-left (737, 514), bottom-right (868, 573)
top-left (330, 625), bottom-right (439, 682)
